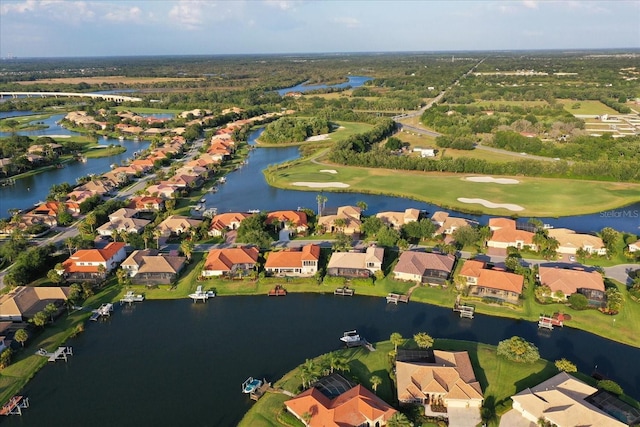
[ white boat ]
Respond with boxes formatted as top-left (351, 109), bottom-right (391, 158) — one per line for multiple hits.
top-left (242, 377), bottom-right (263, 394)
top-left (120, 291), bottom-right (144, 303)
top-left (340, 330), bottom-right (361, 344)
top-left (189, 285), bottom-right (215, 302)
top-left (218, 177), bottom-right (226, 184)
top-left (247, 209), bottom-right (260, 214)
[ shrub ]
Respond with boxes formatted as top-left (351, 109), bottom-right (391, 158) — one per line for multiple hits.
top-left (597, 379), bottom-right (623, 395)
top-left (497, 336), bottom-right (540, 363)
top-left (568, 293), bottom-right (589, 310)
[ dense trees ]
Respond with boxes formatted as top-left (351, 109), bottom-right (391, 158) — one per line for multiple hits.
top-left (260, 117), bottom-right (331, 143)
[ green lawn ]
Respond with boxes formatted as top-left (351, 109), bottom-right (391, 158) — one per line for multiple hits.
top-left (256, 121), bottom-right (373, 147)
top-left (556, 99), bottom-right (619, 116)
top-left (83, 145), bottom-right (127, 158)
top-left (266, 159), bottom-right (640, 217)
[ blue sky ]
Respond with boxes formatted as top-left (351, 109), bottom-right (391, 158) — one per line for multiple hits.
top-left (1, 0), bottom-right (639, 58)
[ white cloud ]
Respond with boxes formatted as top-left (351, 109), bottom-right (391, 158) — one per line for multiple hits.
top-left (105, 6), bottom-right (142, 23)
top-left (0, 0), bottom-right (96, 22)
top-left (522, 0), bottom-right (538, 9)
top-left (332, 16), bottom-right (360, 29)
top-left (263, 0), bottom-right (298, 11)
top-left (168, 0), bottom-right (206, 30)
top-left (0, 0), bottom-right (38, 15)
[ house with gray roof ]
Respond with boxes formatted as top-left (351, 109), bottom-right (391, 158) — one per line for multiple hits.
top-left (393, 251), bottom-right (456, 285)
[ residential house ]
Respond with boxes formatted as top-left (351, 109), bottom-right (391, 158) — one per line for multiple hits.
top-left (165, 174), bottom-right (202, 189)
top-left (548, 228), bottom-right (607, 256)
top-left (145, 183), bottom-right (181, 199)
top-left (538, 266), bottom-right (606, 303)
top-left (96, 215), bottom-right (150, 238)
top-left (0, 286), bottom-right (71, 321)
top-left (487, 218), bottom-right (536, 251)
top-left (66, 189), bottom-right (97, 204)
top-left (376, 208), bottom-right (421, 229)
top-left (76, 179), bottom-right (115, 197)
top-left (208, 212), bottom-right (251, 237)
top-left (129, 159), bottom-right (155, 173)
top-left (396, 350), bottom-right (483, 426)
top-left (459, 260), bottom-right (524, 304)
top-left (33, 201), bottom-right (80, 217)
top-left (266, 210), bottom-right (309, 235)
top-left (102, 170), bottom-right (132, 187)
top-left (326, 246), bottom-right (384, 278)
top-left (317, 206), bottom-right (362, 235)
top-left (201, 246), bottom-right (259, 277)
top-left (61, 242), bottom-right (127, 282)
top-left (431, 211), bottom-right (476, 235)
top-left (393, 251), bottom-right (456, 285)
top-left (413, 147), bottom-right (436, 157)
top-left (508, 372), bottom-right (626, 427)
top-left (629, 239), bottom-right (640, 253)
top-left (120, 249), bottom-right (186, 285)
top-left (157, 215), bottom-right (203, 237)
top-left (264, 244), bottom-right (320, 277)
top-left (285, 375), bottom-right (397, 427)
top-left (129, 196), bottom-right (165, 212)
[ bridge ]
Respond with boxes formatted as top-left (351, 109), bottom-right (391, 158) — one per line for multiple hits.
top-left (0, 91), bottom-right (142, 103)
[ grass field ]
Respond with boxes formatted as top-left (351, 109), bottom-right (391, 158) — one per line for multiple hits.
top-left (472, 100), bottom-right (549, 108)
top-left (83, 145), bottom-right (126, 158)
top-left (266, 159), bottom-right (640, 217)
top-left (256, 120), bottom-right (374, 147)
top-left (556, 99), bottom-right (619, 116)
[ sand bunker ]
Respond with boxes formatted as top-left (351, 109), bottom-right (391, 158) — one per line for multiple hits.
top-left (306, 134), bottom-right (331, 141)
top-left (320, 169), bottom-right (338, 174)
top-left (465, 176), bottom-right (520, 184)
top-left (293, 182), bottom-right (350, 188)
top-left (458, 198), bottom-right (524, 212)
top-left (39, 134), bottom-right (71, 138)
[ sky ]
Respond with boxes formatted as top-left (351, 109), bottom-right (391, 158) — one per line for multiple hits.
top-left (0, 0), bottom-right (639, 58)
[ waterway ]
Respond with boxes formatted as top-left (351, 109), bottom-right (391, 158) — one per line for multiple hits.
top-left (0, 112), bottom-right (151, 214)
top-left (6, 295), bottom-right (639, 426)
top-left (276, 75), bottom-right (372, 96)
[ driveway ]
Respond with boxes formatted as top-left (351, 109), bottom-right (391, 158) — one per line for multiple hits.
top-left (447, 406), bottom-right (482, 427)
top-left (498, 409), bottom-right (535, 427)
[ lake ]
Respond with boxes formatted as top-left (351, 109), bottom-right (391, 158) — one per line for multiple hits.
top-left (276, 75), bottom-right (372, 96)
top-left (5, 294), bottom-right (639, 426)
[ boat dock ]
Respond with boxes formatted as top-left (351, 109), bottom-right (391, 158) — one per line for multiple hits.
top-left (36, 346), bottom-right (73, 362)
top-left (268, 285), bottom-right (287, 296)
top-left (334, 286), bottom-right (354, 296)
top-left (250, 380), bottom-right (271, 401)
top-left (90, 303), bottom-right (113, 321)
top-left (340, 330), bottom-right (376, 351)
top-left (453, 296), bottom-right (475, 319)
top-left (0, 396), bottom-right (29, 416)
top-left (189, 285), bottom-right (215, 302)
top-left (120, 291), bottom-right (144, 305)
top-left (538, 314), bottom-right (564, 330)
top-left (386, 293), bottom-right (409, 304)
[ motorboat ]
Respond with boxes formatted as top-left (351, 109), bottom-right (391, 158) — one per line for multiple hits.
top-left (242, 377), bottom-right (263, 394)
top-left (340, 330), bottom-right (361, 344)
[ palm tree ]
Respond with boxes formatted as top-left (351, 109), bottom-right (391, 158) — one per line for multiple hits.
top-left (334, 217), bottom-right (348, 233)
top-left (414, 332), bottom-right (434, 349)
top-left (85, 212), bottom-right (97, 233)
top-left (44, 303), bottom-right (58, 323)
top-left (300, 358), bottom-right (320, 389)
top-left (356, 200), bottom-right (368, 212)
top-left (370, 375), bottom-right (382, 394)
top-left (390, 332), bottom-right (404, 352)
top-left (386, 412), bottom-right (412, 427)
top-left (153, 228), bottom-right (163, 249)
top-left (180, 238), bottom-right (195, 261)
top-left (324, 352), bottom-right (350, 374)
top-left (14, 329), bottom-right (28, 348)
top-left (316, 193), bottom-right (327, 216)
top-left (142, 228), bottom-right (153, 250)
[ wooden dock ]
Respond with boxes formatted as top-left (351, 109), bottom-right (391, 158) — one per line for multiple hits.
top-left (386, 293), bottom-right (409, 304)
top-left (35, 346), bottom-right (73, 362)
top-left (0, 396), bottom-right (29, 416)
top-left (334, 286), bottom-right (354, 296)
top-left (250, 380), bottom-right (271, 401)
top-left (268, 285), bottom-right (287, 296)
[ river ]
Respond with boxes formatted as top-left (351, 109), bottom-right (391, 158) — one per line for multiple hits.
top-left (5, 294), bottom-right (639, 426)
top-left (276, 75), bottom-right (372, 96)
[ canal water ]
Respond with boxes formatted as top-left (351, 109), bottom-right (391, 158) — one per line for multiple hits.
top-left (6, 295), bottom-right (639, 426)
top-left (276, 75), bottom-right (372, 96)
top-left (0, 113), bottom-right (151, 213)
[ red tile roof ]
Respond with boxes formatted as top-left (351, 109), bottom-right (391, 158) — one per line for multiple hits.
top-left (285, 384), bottom-right (396, 427)
top-left (203, 247), bottom-right (259, 272)
top-left (265, 245), bottom-right (320, 268)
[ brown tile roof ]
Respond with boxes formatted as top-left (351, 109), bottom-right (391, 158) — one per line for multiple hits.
top-left (489, 227), bottom-right (534, 245)
top-left (209, 212), bottom-right (251, 232)
top-left (459, 260), bottom-right (485, 278)
top-left (477, 269), bottom-right (524, 294)
top-left (394, 251), bottom-right (456, 276)
top-left (285, 384), bottom-right (396, 427)
top-left (539, 266), bottom-right (605, 294)
top-left (266, 210), bottom-right (308, 228)
top-left (0, 286), bottom-right (71, 320)
top-left (488, 217), bottom-right (516, 230)
top-left (203, 246), bottom-right (259, 272)
top-left (137, 255), bottom-right (186, 274)
top-left (396, 351), bottom-right (483, 404)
